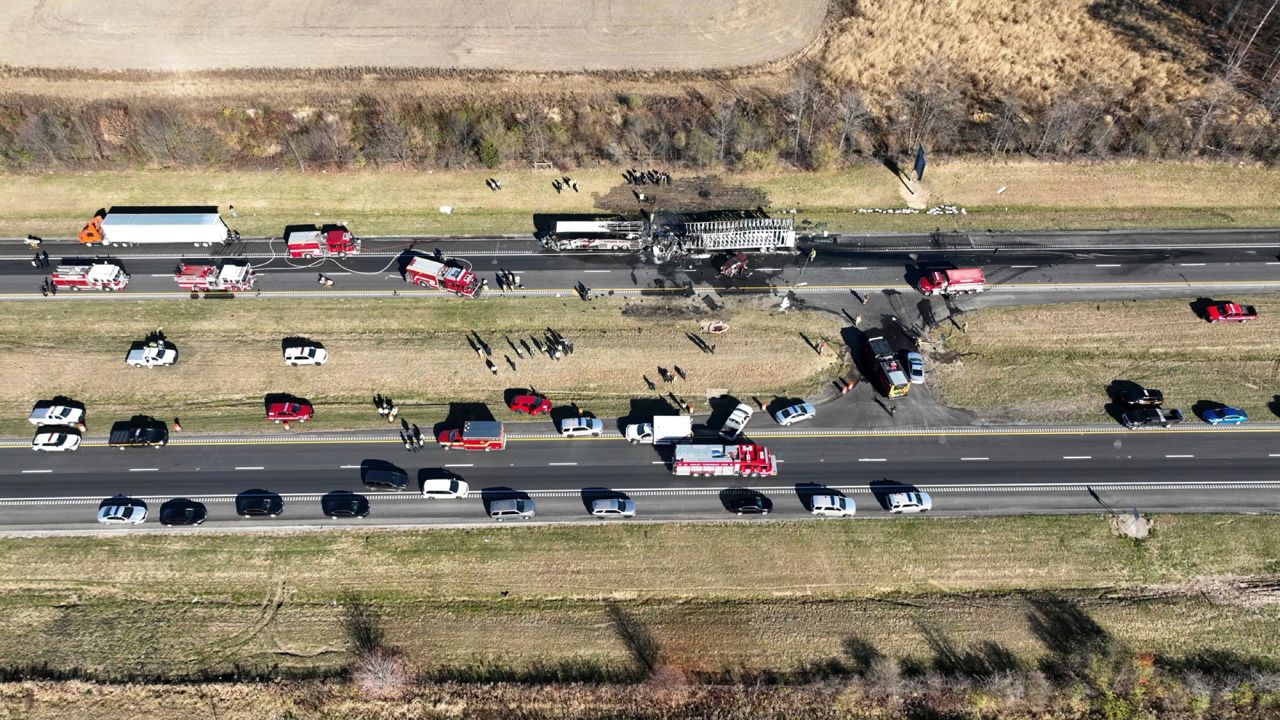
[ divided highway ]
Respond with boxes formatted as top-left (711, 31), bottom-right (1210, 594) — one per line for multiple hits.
top-left (1, 230), bottom-right (1280, 299)
top-left (2, 430), bottom-right (1278, 532)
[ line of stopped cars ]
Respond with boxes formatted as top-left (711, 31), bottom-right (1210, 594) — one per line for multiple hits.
top-left (1116, 385), bottom-right (1248, 428)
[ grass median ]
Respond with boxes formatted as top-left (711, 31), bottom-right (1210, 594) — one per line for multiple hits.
top-left (0, 515), bottom-right (1277, 682)
top-left (930, 296), bottom-right (1280, 423)
top-left (4, 161), bottom-right (1280, 238)
top-left (2, 296), bottom-right (843, 437)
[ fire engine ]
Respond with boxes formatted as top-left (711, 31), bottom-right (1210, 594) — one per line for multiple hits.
top-left (672, 443), bottom-right (777, 477)
top-left (437, 421), bottom-right (505, 451)
top-left (285, 226), bottom-right (360, 258)
top-left (174, 262), bottom-right (256, 291)
top-left (51, 262), bottom-right (130, 291)
top-left (404, 256), bottom-right (482, 297)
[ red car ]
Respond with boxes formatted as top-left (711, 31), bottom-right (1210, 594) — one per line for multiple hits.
top-left (267, 401), bottom-right (313, 423)
top-left (1205, 302), bottom-right (1258, 323)
top-left (507, 394), bottom-right (552, 415)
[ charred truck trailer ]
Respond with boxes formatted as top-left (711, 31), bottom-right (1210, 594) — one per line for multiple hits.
top-left (536, 211), bottom-right (796, 261)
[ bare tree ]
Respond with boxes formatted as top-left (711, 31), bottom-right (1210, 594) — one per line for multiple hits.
top-left (895, 60), bottom-right (963, 151)
top-left (709, 99), bottom-right (737, 163)
top-left (835, 87), bottom-right (869, 156)
top-left (787, 69), bottom-right (816, 158)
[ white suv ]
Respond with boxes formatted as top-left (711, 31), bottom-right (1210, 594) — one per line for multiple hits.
top-left (591, 498), bottom-right (635, 518)
top-left (720, 403), bottom-right (754, 440)
top-left (97, 496), bottom-right (148, 524)
top-left (284, 345), bottom-right (328, 366)
top-left (810, 495), bottom-right (856, 518)
top-left (559, 417), bottom-right (603, 438)
top-left (421, 478), bottom-right (469, 499)
top-left (489, 498), bottom-right (535, 521)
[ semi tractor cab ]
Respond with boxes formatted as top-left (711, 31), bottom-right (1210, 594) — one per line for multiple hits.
top-left (437, 421), bottom-right (506, 451)
top-left (916, 267), bottom-right (986, 296)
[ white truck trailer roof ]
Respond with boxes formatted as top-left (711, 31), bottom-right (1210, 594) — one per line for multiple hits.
top-left (101, 210), bottom-right (229, 245)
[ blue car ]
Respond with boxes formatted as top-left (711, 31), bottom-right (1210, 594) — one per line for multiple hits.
top-left (1203, 406), bottom-right (1248, 425)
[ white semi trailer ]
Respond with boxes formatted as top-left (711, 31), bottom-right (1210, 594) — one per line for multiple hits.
top-left (79, 207), bottom-right (233, 247)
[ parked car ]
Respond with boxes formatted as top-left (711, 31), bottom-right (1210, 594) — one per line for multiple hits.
top-left (236, 489), bottom-right (283, 518)
top-left (421, 476), bottom-right (469, 499)
top-left (266, 400), bottom-right (313, 423)
top-left (773, 402), bottom-right (816, 426)
top-left (31, 427), bottom-right (81, 452)
top-left (1203, 406), bottom-right (1248, 425)
top-left (1121, 407), bottom-right (1184, 429)
top-left (125, 342), bottom-right (178, 368)
top-left (591, 497), bottom-right (636, 518)
top-left (508, 393), bottom-right (552, 415)
top-left (362, 467), bottom-right (409, 490)
top-left (886, 491), bottom-right (932, 514)
top-left (283, 345), bottom-right (328, 366)
top-left (720, 403), bottom-right (754, 440)
top-left (903, 351), bottom-right (925, 384)
top-left (559, 416), bottom-right (603, 438)
top-left (28, 402), bottom-right (84, 427)
top-left (810, 495), bottom-right (856, 518)
top-left (1118, 386), bottom-right (1164, 407)
top-left (322, 491), bottom-right (370, 518)
top-left (158, 498), bottom-right (207, 526)
top-left (489, 497), bottom-right (536, 521)
top-left (97, 496), bottom-right (147, 525)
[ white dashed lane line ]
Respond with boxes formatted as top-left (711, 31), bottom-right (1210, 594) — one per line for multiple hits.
top-left (1008, 265), bottom-right (1037, 269)
top-left (1178, 263), bottom-right (1206, 267)
top-left (858, 458), bottom-right (886, 462)
top-left (961, 457), bottom-right (989, 461)
top-left (443, 463), bottom-right (473, 468)
top-left (20, 469), bottom-right (52, 474)
top-left (128, 468), bottom-right (158, 472)
top-left (339, 465), bottom-right (360, 469)
top-left (1094, 264), bottom-right (1121, 267)
top-left (1165, 455), bottom-right (1194, 459)
top-left (582, 270), bottom-right (611, 273)
top-left (547, 462), bottom-right (578, 466)
top-left (235, 466), bottom-right (265, 470)
top-left (1062, 456), bottom-right (1092, 460)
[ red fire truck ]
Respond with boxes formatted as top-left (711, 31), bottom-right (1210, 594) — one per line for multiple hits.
top-left (404, 256), bottom-right (482, 297)
top-left (50, 262), bottom-right (130, 291)
top-left (672, 443), bottom-right (777, 477)
top-left (285, 226), bottom-right (360, 259)
top-left (916, 267), bottom-right (986, 296)
top-left (437, 421), bottom-right (506, 451)
top-left (174, 262), bottom-right (255, 291)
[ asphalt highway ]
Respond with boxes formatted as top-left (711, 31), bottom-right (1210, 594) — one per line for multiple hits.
top-left (2, 232), bottom-right (1279, 300)
top-left (2, 431), bottom-right (1277, 532)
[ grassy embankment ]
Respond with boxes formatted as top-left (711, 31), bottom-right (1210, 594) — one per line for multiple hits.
top-left (0, 515), bottom-right (1277, 682)
top-left (2, 161), bottom-right (1280, 238)
top-left (931, 297), bottom-right (1280, 423)
top-left (0, 296), bottom-right (843, 437)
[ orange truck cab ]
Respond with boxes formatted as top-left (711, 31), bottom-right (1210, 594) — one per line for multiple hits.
top-left (78, 215), bottom-right (104, 245)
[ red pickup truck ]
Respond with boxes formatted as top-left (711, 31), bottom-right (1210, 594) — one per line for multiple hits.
top-left (1206, 302), bottom-right (1258, 323)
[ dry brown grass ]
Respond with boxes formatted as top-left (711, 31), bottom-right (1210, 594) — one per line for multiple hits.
top-left (821, 0), bottom-right (1209, 111)
top-left (932, 296), bottom-right (1280, 422)
top-left (0, 296), bottom-right (843, 435)
top-left (0, 516), bottom-right (1278, 680)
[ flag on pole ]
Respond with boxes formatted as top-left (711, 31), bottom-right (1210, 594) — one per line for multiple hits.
top-left (913, 144), bottom-right (926, 181)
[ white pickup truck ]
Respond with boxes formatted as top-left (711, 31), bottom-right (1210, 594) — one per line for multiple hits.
top-left (126, 343), bottom-right (178, 368)
top-left (625, 415), bottom-right (693, 444)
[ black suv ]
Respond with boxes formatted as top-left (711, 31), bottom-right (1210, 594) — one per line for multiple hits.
top-left (321, 491), bottom-right (370, 519)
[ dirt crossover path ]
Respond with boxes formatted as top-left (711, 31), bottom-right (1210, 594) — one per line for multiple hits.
top-left (0, 1), bottom-right (828, 72)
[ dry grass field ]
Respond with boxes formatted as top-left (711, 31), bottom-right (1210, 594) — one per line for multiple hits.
top-left (821, 0), bottom-right (1209, 111)
top-left (0, 297), bottom-right (843, 436)
top-left (0, 1), bottom-right (826, 72)
top-left (932, 296), bottom-right (1280, 423)
top-left (0, 515), bottom-right (1276, 681)
top-left (5, 160), bottom-right (1280, 239)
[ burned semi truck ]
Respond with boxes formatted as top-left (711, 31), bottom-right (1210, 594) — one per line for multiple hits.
top-left (535, 211), bottom-right (795, 261)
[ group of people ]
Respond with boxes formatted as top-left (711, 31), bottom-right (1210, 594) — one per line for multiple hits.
top-left (317, 273), bottom-right (334, 287)
top-left (31, 250), bottom-right (50, 269)
top-left (623, 168), bottom-right (671, 186)
top-left (39, 278), bottom-right (59, 297)
top-left (400, 423), bottom-right (426, 452)
top-left (374, 394), bottom-right (399, 422)
top-left (552, 176), bottom-right (579, 194)
top-left (495, 269), bottom-right (523, 291)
